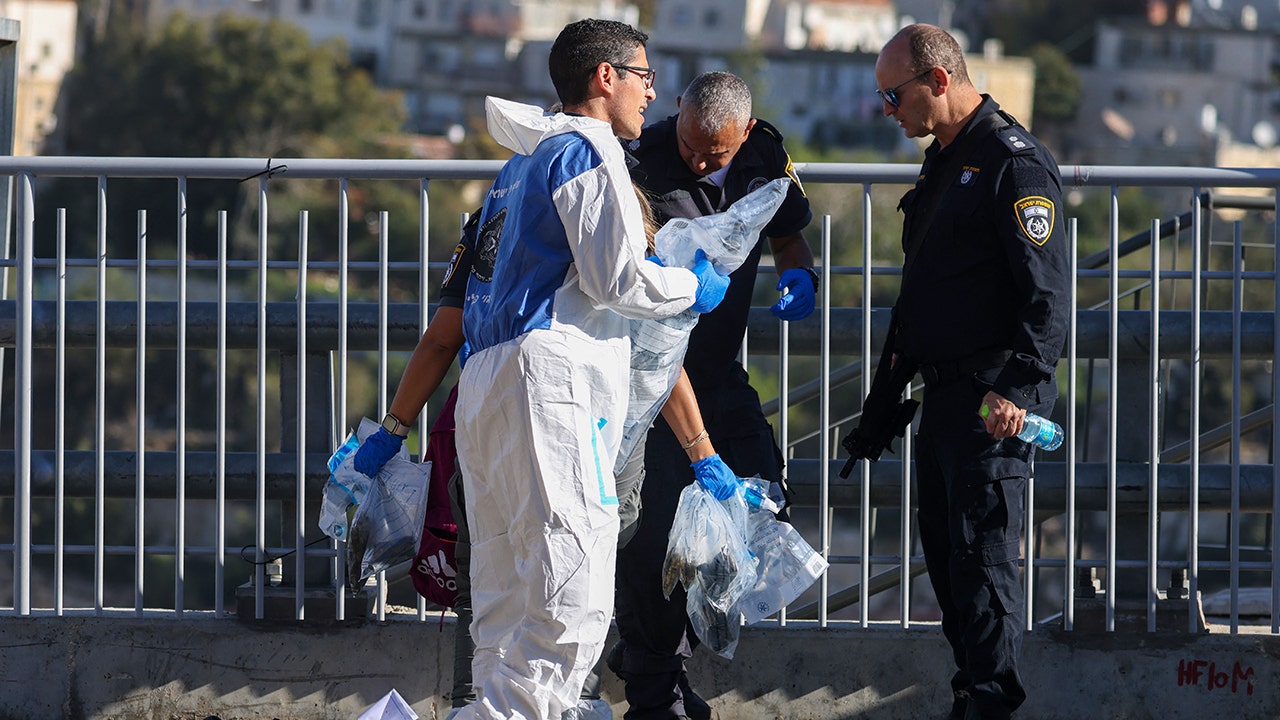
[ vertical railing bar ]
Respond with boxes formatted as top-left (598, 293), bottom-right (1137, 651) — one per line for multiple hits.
top-left (254, 176), bottom-right (268, 620)
top-left (376, 208), bottom-right (389, 621)
top-left (176, 176), bottom-right (188, 616)
top-left (777, 242), bottom-right (790, 628)
top-left (13, 171), bottom-right (31, 615)
top-left (897, 172), bottom-right (912, 627)
top-left (95, 175), bottom-right (106, 614)
top-left (0, 169), bottom-right (9, 472)
top-left (335, 177), bottom-right (350, 620)
top-left (818, 213), bottom-right (833, 628)
top-left (1148, 218), bottom-right (1161, 633)
top-left (900, 386), bottom-right (911, 629)
top-left (856, 183), bottom-right (872, 629)
top-left (1065, 219), bottom-right (1078, 631)
top-left (1230, 221), bottom-right (1242, 633)
top-left (1025, 469), bottom-right (1034, 632)
top-left (55, 208), bottom-right (66, 615)
top-left (1273, 188), bottom-right (1280, 635)
top-left (135, 208), bottom-right (147, 617)
top-left (415, 184), bottom-right (432, 623)
top-left (1189, 186), bottom-right (1203, 633)
top-left (416, 182), bottom-right (432, 459)
top-left (814, 219), bottom-right (834, 627)
top-left (297, 211), bottom-right (309, 621)
top-left (1107, 186), bottom-right (1118, 632)
top-left (216, 211), bottom-right (228, 617)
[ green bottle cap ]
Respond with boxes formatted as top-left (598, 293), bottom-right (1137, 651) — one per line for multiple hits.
top-left (980, 404), bottom-right (990, 418)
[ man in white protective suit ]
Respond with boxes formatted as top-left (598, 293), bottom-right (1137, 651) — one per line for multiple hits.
top-left (450, 18), bottom-right (731, 720)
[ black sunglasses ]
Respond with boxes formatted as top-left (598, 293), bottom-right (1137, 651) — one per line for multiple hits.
top-left (876, 69), bottom-right (934, 107)
top-left (611, 64), bottom-right (656, 89)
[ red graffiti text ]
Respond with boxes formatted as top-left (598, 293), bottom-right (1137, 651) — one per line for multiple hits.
top-left (1177, 659), bottom-right (1255, 696)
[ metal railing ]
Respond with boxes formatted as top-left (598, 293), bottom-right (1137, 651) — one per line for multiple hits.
top-left (1, 157), bottom-right (1277, 638)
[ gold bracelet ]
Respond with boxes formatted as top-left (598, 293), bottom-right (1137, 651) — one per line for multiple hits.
top-left (680, 429), bottom-right (709, 450)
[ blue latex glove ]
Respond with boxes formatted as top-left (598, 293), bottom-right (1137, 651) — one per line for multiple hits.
top-left (691, 453), bottom-right (741, 501)
top-left (771, 267), bottom-right (817, 321)
top-left (689, 249), bottom-right (729, 314)
top-left (646, 254), bottom-right (665, 266)
top-left (352, 427), bottom-right (404, 478)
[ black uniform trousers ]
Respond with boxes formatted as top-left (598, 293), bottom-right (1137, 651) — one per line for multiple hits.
top-left (915, 365), bottom-right (1053, 720)
top-left (612, 369), bottom-right (783, 720)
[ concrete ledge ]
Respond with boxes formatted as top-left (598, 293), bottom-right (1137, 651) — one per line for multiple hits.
top-left (0, 614), bottom-right (1276, 719)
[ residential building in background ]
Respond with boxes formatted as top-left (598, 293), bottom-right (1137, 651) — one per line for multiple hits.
top-left (29, 0), bottom-right (1047, 157)
top-left (1071, 18), bottom-right (1280, 166)
top-left (2, 0), bottom-right (76, 155)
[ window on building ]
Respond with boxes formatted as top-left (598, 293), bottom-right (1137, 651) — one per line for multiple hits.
top-left (413, 0), bottom-right (425, 19)
top-left (299, 0), bottom-right (313, 13)
top-left (704, 8), bottom-right (719, 28)
top-left (357, 0), bottom-right (378, 27)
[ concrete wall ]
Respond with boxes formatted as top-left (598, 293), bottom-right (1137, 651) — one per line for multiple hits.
top-left (1, 615), bottom-right (1277, 719)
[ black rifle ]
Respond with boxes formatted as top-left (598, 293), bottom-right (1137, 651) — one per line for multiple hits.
top-left (839, 313), bottom-right (919, 479)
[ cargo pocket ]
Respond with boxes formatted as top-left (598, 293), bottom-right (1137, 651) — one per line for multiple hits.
top-left (961, 473), bottom-right (1025, 617)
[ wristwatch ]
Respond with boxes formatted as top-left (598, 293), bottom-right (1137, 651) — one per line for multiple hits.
top-left (380, 412), bottom-right (410, 437)
top-left (801, 266), bottom-right (821, 293)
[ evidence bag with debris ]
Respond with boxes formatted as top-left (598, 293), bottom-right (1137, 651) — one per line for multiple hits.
top-left (616, 178), bottom-right (791, 476)
top-left (320, 417), bottom-right (432, 592)
top-left (663, 475), bottom-right (828, 658)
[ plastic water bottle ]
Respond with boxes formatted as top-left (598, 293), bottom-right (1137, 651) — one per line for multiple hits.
top-left (742, 476), bottom-right (782, 514)
top-left (981, 404), bottom-right (1064, 451)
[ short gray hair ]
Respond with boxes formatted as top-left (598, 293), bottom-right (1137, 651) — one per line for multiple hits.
top-left (680, 71), bottom-right (752, 136)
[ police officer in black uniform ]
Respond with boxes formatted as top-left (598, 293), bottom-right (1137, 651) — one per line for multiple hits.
top-left (857, 24), bottom-right (1071, 720)
top-left (611, 71), bottom-right (817, 720)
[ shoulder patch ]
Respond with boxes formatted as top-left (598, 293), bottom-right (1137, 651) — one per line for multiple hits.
top-left (1014, 196), bottom-right (1055, 246)
top-left (997, 127), bottom-right (1037, 155)
top-left (783, 155), bottom-right (806, 197)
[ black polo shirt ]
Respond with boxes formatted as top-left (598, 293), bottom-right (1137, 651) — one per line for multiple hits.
top-left (628, 115), bottom-right (812, 382)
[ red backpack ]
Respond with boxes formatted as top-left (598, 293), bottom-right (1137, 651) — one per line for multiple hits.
top-left (409, 384), bottom-right (460, 608)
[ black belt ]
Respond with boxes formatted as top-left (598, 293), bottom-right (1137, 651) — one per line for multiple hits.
top-left (918, 349), bottom-right (1012, 387)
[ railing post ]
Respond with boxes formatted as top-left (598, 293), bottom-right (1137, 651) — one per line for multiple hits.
top-left (0, 21), bottom-right (20, 615)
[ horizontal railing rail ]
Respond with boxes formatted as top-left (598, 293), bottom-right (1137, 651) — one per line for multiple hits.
top-left (2, 157), bottom-right (1276, 639)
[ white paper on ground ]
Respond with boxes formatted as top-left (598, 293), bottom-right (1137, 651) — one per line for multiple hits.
top-left (357, 688), bottom-right (419, 720)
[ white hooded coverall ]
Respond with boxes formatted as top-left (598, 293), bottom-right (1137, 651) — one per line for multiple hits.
top-left (452, 97), bottom-right (700, 720)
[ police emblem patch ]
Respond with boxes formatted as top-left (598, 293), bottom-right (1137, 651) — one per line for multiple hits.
top-left (959, 165), bottom-right (979, 185)
top-left (472, 207), bottom-right (506, 282)
top-left (1014, 196), bottom-right (1054, 246)
top-left (441, 241), bottom-right (467, 288)
top-left (748, 177), bottom-right (769, 193)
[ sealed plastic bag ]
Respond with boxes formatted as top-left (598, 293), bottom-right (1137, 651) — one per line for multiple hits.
top-left (653, 177), bottom-right (791, 275)
top-left (318, 429), bottom-right (369, 541)
top-left (616, 178), bottom-right (792, 474)
top-left (687, 575), bottom-right (741, 658)
top-left (661, 482), bottom-right (757, 658)
top-left (738, 484), bottom-right (829, 625)
top-left (326, 417), bottom-right (432, 591)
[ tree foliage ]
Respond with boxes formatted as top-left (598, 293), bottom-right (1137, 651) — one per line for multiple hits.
top-left (48, 11), bottom-right (415, 265)
top-left (1029, 43), bottom-right (1081, 126)
top-left (63, 11), bottom-right (403, 158)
